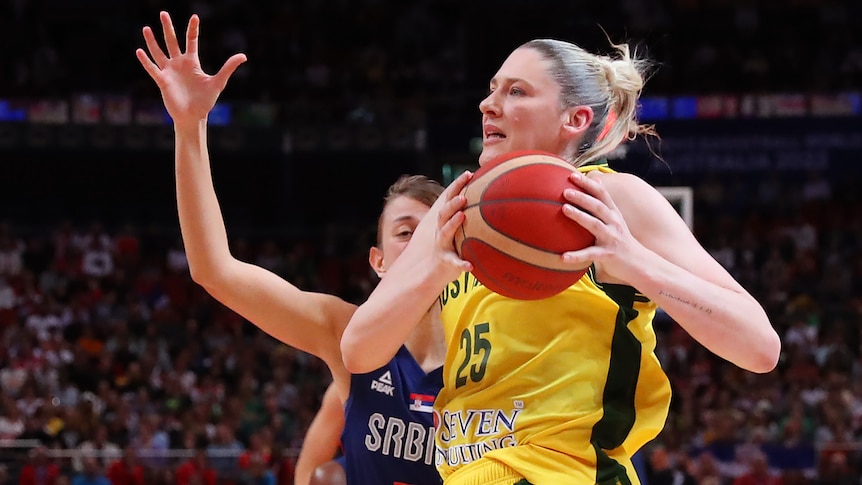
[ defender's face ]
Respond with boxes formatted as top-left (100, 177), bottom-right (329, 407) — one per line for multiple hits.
top-left (375, 196), bottom-right (430, 274)
top-left (478, 47), bottom-right (570, 166)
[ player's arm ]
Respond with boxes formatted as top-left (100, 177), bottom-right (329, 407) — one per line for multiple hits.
top-left (174, 123), bottom-right (355, 365)
top-left (295, 384), bottom-right (345, 485)
top-left (341, 172), bottom-right (473, 373)
top-left (564, 171), bottom-right (780, 373)
top-left (136, 12), bottom-right (355, 375)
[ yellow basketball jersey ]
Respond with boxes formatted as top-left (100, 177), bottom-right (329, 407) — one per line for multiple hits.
top-left (435, 165), bottom-right (672, 485)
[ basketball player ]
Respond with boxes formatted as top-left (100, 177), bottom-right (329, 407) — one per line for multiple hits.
top-left (341, 39), bottom-right (781, 484)
top-left (135, 12), bottom-right (445, 485)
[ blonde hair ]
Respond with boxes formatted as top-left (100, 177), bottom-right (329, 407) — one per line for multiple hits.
top-left (521, 38), bottom-right (657, 166)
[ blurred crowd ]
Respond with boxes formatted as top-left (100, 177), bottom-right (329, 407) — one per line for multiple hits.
top-left (2, 0), bottom-right (862, 484)
top-left (641, 169), bottom-right (862, 485)
top-left (0, 0), bottom-right (860, 125)
top-left (0, 218), bottom-right (369, 484)
top-left (0, 168), bottom-right (859, 484)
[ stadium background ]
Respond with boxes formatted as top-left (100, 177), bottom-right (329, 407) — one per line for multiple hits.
top-left (1, 0), bottom-right (862, 483)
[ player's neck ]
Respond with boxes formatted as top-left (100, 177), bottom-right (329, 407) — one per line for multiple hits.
top-left (405, 307), bottom-right (446, 373)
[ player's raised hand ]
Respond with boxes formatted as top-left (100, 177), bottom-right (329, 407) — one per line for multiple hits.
top-left (136, 11), bottom-right (247, 125)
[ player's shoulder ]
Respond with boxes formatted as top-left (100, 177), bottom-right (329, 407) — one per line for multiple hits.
top-left (588, 171), bottom-right (674, 233)
top-left (592, 170), bottom-right (660, 201)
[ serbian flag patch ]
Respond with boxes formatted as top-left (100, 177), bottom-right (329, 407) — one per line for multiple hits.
top-left (408, 393), bottom-right (435, 413)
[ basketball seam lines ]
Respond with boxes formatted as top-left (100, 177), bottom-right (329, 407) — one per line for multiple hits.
top-left (469, 200), bottom-right (593, 255)
top-left (464, 198), bottom-right (563, 211)
top-left (461, 237), bottom-right (583, 275)
top-left (468, 158), bottom-right (582, 255)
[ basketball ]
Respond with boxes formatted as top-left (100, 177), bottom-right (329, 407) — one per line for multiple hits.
top-left (454, 150), bottom-right (595, 300)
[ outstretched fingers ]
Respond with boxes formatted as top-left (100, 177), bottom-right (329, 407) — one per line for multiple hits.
top-left (214, 54), bottom-right (249, 90)
top-left (135, 48), bottom-right (162, 84)
top-left (185, 14), bottom-right (200, 56)
top-left (142, 26), bottom-right (169, 68)
top-left (159, 11), bottom-right (182, 58)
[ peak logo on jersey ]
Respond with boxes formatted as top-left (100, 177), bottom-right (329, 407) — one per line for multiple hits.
top-left (378, 371), bottom-right (393, 385)
top-left (408, 393), bottom-right (435, 414)
top-left (371, 370), bottom-right (395, 396)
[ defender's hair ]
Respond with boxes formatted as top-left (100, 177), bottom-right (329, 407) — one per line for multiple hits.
top-left (376, 175), bottom-right (443, 246)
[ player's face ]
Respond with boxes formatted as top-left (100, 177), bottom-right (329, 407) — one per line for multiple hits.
top-left (478, 47), bottom-right (571, 166)
top-left (371, 196), bottom-right (430, 276)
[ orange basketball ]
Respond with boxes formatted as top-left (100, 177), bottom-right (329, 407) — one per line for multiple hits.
top-left (454, 150), bottom-right (595, 300)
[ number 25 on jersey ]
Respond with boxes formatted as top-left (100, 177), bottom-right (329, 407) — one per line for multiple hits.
top-left (455, 322), bottom-right (491, 388)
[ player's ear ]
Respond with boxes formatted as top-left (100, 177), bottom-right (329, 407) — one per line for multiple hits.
top-left (369, 246), bottom-right (385, 277)
top-left (561, 105), bottom-right (593, 140)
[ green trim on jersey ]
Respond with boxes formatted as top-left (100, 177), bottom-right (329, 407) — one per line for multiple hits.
top-left (581, 158), bottom-right (610, 167)
top-left (590, 283), bottom-right (641, 485)
top-left (586, 266), bottom-right (650, 303)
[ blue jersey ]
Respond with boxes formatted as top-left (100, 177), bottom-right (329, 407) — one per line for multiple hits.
top-left (341, 346), bottom-right (443, 485)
